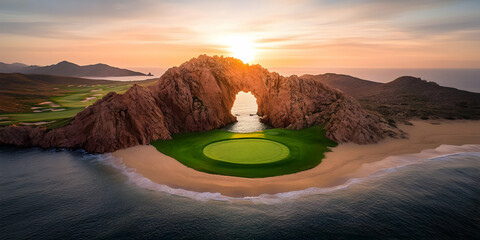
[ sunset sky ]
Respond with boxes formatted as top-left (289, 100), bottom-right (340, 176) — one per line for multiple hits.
top-left (1, 0), bottom-right (479, 69)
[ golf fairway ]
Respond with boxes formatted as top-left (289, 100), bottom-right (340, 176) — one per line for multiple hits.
top-left (151, 127), bottom-right (337, 178)
top-left (203, 139), bottom-right (290, 164)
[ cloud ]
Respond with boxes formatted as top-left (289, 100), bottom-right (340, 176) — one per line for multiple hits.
top-left (0, 21), bottom-right (74, 38)
top-left (400, 15), bottom-right (480, 37)
top-left (0, 0), bottom-right (479, 67)
top-left (0, 0), bottom-right (162, 20)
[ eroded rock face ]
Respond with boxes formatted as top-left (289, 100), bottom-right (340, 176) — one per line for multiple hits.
top-left (0, 55), bottom-right (404, 153)
top-left (0, 85), bottom-right (171, 153)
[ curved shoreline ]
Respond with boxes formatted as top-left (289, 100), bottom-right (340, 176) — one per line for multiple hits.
top-left (112, 120), bottom-right (480, 198)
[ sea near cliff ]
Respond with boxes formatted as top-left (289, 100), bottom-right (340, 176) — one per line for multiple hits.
top-left (1, 91), bottom-right (480, 239)
top-left (0, 147), bottom-right (479, 239)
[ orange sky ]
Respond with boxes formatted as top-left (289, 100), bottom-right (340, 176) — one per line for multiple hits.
top-left (1, 0), bottom-right (479, 69)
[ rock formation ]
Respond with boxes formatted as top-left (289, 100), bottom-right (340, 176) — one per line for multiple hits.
top-left (0, 55), bottom-right (404, 153)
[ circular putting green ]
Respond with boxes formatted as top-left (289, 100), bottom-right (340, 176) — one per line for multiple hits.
top-left (203, 139), bottom-right (290, 164)
top-left (151, 127), bottom-right (338, 178)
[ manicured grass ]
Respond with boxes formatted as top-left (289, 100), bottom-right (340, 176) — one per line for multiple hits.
top-left (151, 126), bottom-right (337, 178)
top-left (0, 75), bottom-right (158, 126)
top-left (0, 108), bottom-right (82, 123)
top-left (203, 138), bottom-right (290, 164)
top-left (51, 85), bottom-right (131, 108)
top-left (0, 84), bottom-right (132, 126)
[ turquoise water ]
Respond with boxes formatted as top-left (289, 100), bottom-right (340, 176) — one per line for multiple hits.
top-left (1, 147), bottom-right (479, 239)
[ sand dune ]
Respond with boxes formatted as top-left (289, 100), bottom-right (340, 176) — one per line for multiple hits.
top-left (112, 120), bottom-right (480, 197)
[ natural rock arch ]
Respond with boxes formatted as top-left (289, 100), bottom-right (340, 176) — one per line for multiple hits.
top-left (0, 55), bottom-right (403, 153)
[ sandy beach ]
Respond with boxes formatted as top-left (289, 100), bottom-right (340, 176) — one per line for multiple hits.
top-left (112, 120), bottom-right (480, 197)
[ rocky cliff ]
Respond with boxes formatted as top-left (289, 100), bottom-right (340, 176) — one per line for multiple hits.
top-left (0, 55), bottom-right (404, 153)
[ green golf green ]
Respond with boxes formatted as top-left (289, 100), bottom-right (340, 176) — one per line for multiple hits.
top-left (151, 126), bottom-right (337, 178)
top-left (203, 139), bottom-right (290, 164)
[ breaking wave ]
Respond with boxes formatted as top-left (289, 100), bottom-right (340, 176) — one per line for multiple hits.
top-left (94, 144), bottom-right (480, 204)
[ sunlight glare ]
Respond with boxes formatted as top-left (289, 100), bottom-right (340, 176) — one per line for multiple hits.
top-left (228, 36), bottom-right (255, 63)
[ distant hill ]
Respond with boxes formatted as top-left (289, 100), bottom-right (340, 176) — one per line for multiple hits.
top-left (302, 73), bottom-right (381, 95)
top-left (0, 61), bottom-right (146, 77)
top-left (0, 62), bottom-right (29, 73)
top-left (304, 74), bottom-right (480, 120)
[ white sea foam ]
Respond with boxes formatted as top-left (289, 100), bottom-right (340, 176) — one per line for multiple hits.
top-left (95, 144), bottom-right (480, 204)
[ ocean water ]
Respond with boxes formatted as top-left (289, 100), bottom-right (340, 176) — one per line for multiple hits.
top-left (88, 76), bottom-right (159, 81)
top-left (223, 91), bottom-right (271, 133)
top-left (87, 67), bottom-right (166, 81)
top-left (1, 90), bottom-right (479, 239)
top-left (0, 146), bottom-right (479, 239)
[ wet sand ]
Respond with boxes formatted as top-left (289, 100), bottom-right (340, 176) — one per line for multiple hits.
top-left (112, 120), bottom-right (480, 197)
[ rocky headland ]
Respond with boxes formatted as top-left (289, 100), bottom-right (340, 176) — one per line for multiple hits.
top-left (0, 55), bottom-right (403, 153)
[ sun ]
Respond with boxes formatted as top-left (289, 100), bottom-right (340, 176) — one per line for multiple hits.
top-left (228, 36), bottom-right (256, 63)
